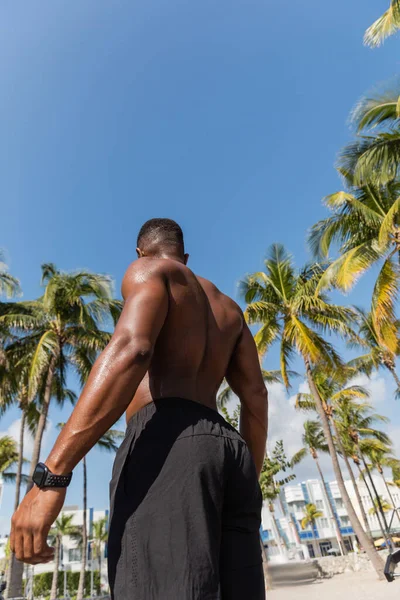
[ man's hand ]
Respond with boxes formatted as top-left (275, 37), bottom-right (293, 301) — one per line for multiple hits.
top-left (11, 486), bottom-right (66, 564)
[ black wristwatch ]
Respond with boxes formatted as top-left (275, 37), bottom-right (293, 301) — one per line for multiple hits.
top-left (32, 462), bottom-right (73, 489)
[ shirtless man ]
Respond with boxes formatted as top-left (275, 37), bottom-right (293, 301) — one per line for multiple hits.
top-left (11, 219), bottom-right (268, 600)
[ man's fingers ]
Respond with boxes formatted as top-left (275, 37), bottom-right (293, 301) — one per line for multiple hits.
top-left (23, 530), bottom-right (34, 563)
top-left (33, 529), bottom-right (54, 560)
top-left (13, 528), bottom-right (25, 562)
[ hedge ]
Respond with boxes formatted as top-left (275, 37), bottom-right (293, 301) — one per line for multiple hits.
top-left (30, 570), bottom-right (101, 598)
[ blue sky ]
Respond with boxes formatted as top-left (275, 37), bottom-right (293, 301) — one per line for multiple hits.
top-left (1, 1), bottom-right (400, 531)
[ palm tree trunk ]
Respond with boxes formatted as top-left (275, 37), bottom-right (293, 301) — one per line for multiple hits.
top-left (5, 410), bottom-right (27, 600)
top-left (380, 470), bottom-right (400, 533)
top-left (387, 363), bottom-right (400, 392)
top-left (14, 409), bottom-right (26, 510)
top-left (28, 356), bottom-right (57, 484)
top-left (311, 520), bottom-right (321, 557)
top-left (330, 417), bottom-right (372, 536)
top-left (314, 456), bottom-right (347, 555)
top-left (98, 548), bottom-right (102, 593)
top-left (77, 457), bottom-right (87, 600)
top-left (359, 450), bottom-right (393, 544)
top-left (260, 535), bottom-right (271, 591)
top-left (7, 358), bottom-right (58, 600)
top-left (380, 470), bottom-right (397, 509)
top-left (356, 463), bottom-right (387, 543)
top-left (50, 537), bottom-right (60, 600)
top-left (304, 359), bottom-right (385, 579)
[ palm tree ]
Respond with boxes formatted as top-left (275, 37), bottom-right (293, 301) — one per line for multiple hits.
top-left (217, 369), bottom-right (285, 407)
top-left (336, 102), bottom-right (400, 185)
top-left (0, 264), bottom-right (121, 483)
top-left (334, 398), bottom-right (394, 544)
top-left (293, 420), bottom-right (347, 555)
top-left (364, 1), bottom-right (400, 47)
top-left (309, 183), bottom-right (400, 350)
top-left (0, 252), bottom-right (20, 299)
top-left (76, 429), bottom-right (123, 600)
top-left (295, 367), bottom-right (373, 537)
top-left (301, 504), bottom-right (323, 558)
top-left (2, 264), bottom-right (122, 599)
top-left (369, 496), bottom-right (393, 516)
top-left (364, 446), bottom-right (400, 511)
top-left (49, 514), bottom-right (80, 600)
top-left (348, 309), bottom-right (400, 397)
top-left (242, 244), bottom-right (385, 578)
top-left (92, 517), bottom-right (108, 590)
top-left (260, 440), bottom-right (300, 554)
top-left (0, 436), bottom-right (21, 482)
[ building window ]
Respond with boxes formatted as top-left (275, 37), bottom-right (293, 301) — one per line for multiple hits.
top-left (340, 516), bottom-right (350, 526)
top-left (68, 548), bottom-right (82, 563)
top-left (319, 518), bottom-right (329, 528)
top-left (307, 544), bottom-right (315, 559)
top-left (290, 501), bottom-right (305, 511)
top-left (316, 500), bottom-right (324, 509)
top-left (335, 499), bottom-right (344, 509)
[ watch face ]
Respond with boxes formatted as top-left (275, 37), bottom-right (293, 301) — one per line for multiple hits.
top-left (32, 463), bottom-right (47, 487)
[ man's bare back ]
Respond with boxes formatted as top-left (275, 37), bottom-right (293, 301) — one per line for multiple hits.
top-left (125, 258), bottom-right (243, 421)
top-left (12, 218), bottom-right (267, 593)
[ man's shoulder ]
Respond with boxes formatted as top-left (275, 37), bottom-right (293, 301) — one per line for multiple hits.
top-left (196, 276), bottom-right (243, 314)
top-left (121, 259), bottom-right (175, 298)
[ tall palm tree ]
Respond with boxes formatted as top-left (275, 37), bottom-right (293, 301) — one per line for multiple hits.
top-left (76, 429), bottom-right (123, 600)
top-left (364, 1), bottom-right (400, 47)
top-left (301, 504), bottom-right (323, 558)
top-left (295, 367), bottom-right (373, 537)
top-left (334, 398), bottom-right (394, 543)
top-left (49, 514), bottom-right (80, 600)
top-left (92, 517), bottom-right (108, 590)
top-left (2, 264), bottom-right (122, 599)
top-left (242, 244), bottom-right (385, 578)
top-left (293, 420), bottom-right (347, 555)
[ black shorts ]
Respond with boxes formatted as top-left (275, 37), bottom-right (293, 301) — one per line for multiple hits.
top-left (108, 398), bottom-right (265, 600)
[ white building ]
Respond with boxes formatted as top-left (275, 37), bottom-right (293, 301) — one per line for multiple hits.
top-left (261, 475), bottom-right (400, 560)
top-left (32, 505), bottom-right (110, 592)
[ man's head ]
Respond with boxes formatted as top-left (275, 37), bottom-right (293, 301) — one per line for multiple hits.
top-left (136, 218), bottom-right (188, 264)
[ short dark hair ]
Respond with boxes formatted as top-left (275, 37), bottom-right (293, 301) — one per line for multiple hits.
top-left (137, 218), bottom-right (184, 252)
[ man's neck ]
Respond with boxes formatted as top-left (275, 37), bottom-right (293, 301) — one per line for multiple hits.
top-left (146, 252), bottom-right (185, 264)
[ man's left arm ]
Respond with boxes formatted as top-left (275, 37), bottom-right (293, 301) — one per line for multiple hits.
top-left (10, 263), bottom-right (168, 564)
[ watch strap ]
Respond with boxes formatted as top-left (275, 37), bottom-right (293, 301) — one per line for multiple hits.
top-left (43, 471), bottom-right (72, 488)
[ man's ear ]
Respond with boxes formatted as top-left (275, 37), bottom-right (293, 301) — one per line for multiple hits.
top-left (136, 247), bottom-right (145, 258)
top-left (184, 253), bottom-right (189, 265)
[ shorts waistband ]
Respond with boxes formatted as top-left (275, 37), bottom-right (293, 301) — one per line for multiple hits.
top-left (126, 397), bottom-right (236, 436)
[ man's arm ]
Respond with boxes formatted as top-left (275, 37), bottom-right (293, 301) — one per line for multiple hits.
top-left (226, 321), bottom-right (268, 477)
top-left (10, 262), bottom-right (168, 564)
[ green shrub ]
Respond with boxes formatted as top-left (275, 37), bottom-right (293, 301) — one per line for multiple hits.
top-left (31, 570), bottom-right (100, 597)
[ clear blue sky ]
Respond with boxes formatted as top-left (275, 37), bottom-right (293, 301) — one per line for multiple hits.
top-left (1, 1), bottom-right (400, 531)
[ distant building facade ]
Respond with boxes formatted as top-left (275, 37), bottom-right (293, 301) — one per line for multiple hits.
top-left (261, 476), bottom-right (400, 560)
top-left (32, 505), bottom-right (110, 589)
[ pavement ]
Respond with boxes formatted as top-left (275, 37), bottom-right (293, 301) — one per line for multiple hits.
top-left (269, 571), bottom-right (400, 600)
